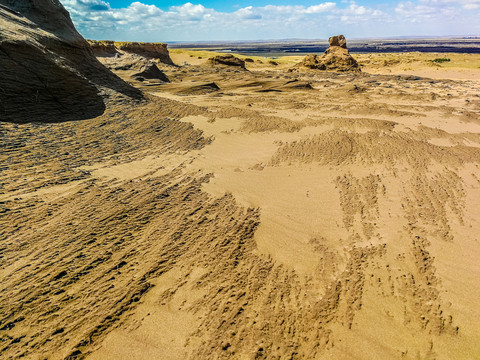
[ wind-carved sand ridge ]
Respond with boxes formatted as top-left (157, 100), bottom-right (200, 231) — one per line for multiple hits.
top-left (1, 1), bottom-right (480, 359)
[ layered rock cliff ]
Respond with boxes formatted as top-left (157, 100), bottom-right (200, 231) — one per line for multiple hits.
top-left (88, 40), bottom-right (174, 66)
top-left (88, 40), bottom-right (118, 57)
top-left (115, 42), bottom-right (174, 65)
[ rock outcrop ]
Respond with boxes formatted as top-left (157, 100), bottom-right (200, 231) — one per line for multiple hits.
top-left (0, 0), bottom-right (142, 123)
top-left (209, 54), bottom-right (246, 69)
top-left (88, 40), bottom-right (118, 57)
top-left (297, 34), bottom-right (359, 72)
top-left (329, 34), bottom-right (347, 49)
top-left (132, 63), bottom-right (170, 83)
top-left (115, 42), bottom-right (174, 65)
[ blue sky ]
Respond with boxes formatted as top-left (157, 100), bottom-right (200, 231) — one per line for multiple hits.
top-left (62, 0), bottom-right (480, 42)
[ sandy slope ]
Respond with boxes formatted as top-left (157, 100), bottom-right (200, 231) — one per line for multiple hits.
top-left (2, 51), bottom-right (480, 359)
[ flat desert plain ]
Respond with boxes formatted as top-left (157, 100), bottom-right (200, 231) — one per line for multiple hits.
top-left (2, 49), bottom-right (480, 359)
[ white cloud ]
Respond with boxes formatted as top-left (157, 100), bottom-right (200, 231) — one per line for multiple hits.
top-left (169, 3), bottom-right (214, 21)
top-left (395, 1), bottom-right (437, 17)
top-left (397, 0), bottom-right (480, 17)
top-left (348, 4), bottom-right (367, 15)
top-left (420, 0), bottom-right (480, 8)
top-left (304, 3), bottom-right (337, 13)
top-left (261, 5), bottom-right (305, 14)
top-left (63, 0), bottom-right (110, 11)
top-left (395, 0), bottom-right (467, 20)
top-left (233, 6), bottom-right (262, 20)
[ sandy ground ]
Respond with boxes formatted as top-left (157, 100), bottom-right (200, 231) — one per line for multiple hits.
top-left (1, 51), bottom-right (480, 359)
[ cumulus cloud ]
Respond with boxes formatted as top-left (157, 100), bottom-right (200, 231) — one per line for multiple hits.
top-left (395, 0), bottom-right (473, 20)
top-left (392, 0), bottom-right (480, 34)
top-left (63, 0), bottom-right (110, 11)
top-left (234, 6), bottom-right (262, 20)
top-left (304, 3), bottom-right (337, 14)
top-left (169, 3), bottom-right (214, 21)
top-left (421, 0), bottom-right (480, 8)
top-left (61, 0), bottom-right (478, 41)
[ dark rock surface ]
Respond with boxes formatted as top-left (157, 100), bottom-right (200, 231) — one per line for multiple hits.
top-left (209, 54), bottom-right (246, 69)
top-left (0, 0), bottom-right (142, 123)
top-left (88, 40), bottom-right (118, 57)
top-left (132, 63), bottom-right (170, 83)
top-left (178, 82), bottom-right (220, 95)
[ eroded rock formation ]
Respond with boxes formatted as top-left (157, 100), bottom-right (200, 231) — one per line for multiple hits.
top-left (0, 0), bottom-right (142, 123)
top-left (298, 34), bottom-right (359, 72)
top-left (209, 54), bottom-right (246, 69)
top-left (115, 42), bottom-right (174, 65)
top-left (132, 63), bottom-right (170, 83)
top-left (88, 40), bottom-right (118, 57)
top-left (329, 34), bottom-right (347, 49)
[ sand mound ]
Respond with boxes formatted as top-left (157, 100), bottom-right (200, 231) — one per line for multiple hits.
top-left (0, 0), bottom-right (142, 123)
top-left (270, 130), bottom-right (480, 167)
top-left (132, 63), bottom-right (170, 83)
top-left (321, 46), bottom-right (360, 71)
top-left (178, 82), bottom-right (220, 95)
top-left (297, 34), bottom-right (360, 72)
top-left (283, 79), bottom-right (314, 89)
top-left (209, 54), bottom-right (246, 69)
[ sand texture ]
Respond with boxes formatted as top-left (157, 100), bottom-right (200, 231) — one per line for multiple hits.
top-left (2, 20), bottom-right (480, 359)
